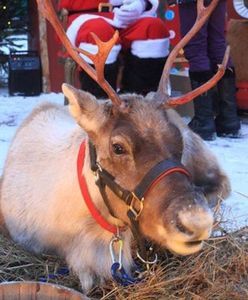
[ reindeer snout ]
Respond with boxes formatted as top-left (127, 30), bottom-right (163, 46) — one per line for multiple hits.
top-left (176, 206), bottom-right (214, 240)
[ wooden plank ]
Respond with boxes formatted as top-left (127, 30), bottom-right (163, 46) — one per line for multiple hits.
top-left (38, 11), bottom-right (51, 93)
top-left (0, 282), bottom-right (86, 300)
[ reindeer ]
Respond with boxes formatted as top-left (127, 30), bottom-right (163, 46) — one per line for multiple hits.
top-left (0, 0), bottom-right (230, 292)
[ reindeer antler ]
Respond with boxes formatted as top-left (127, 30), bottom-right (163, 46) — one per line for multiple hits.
top-left (164, 46), bottom-right (230, 108)
top-left (155, 0), bottom-right (227, 107)
top-left (36, 0), bottom-right (122, 106)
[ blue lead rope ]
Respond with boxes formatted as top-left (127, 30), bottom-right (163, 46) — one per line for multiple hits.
top-left (39, 266), bottom-right (69, 282)
top-left (111, 262), bottom-right (142, 286)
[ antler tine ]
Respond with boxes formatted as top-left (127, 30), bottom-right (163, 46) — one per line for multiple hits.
top-left (162, 46), bottom-right (230, 108)
top-left (36, 0), bottom-right (122, 106)
top-left (75, 31), bottom-right (119, 83)
top-left (155, 0), bottom-right (220, 103)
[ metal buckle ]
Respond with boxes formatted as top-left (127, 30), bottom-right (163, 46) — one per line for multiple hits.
top-left (93, 162), bottom-right (102, 181)
top-left (128, 193), bottom-right (144, 220)
top-left (98, 3), bottom-right (113, 12)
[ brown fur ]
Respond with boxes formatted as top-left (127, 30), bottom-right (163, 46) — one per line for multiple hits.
top-left (227, 20), bottom-right (248, 81)
top-left (0, 86), bottom-right (231, 292)
top-left (0, 178), bottom-right (9, 236)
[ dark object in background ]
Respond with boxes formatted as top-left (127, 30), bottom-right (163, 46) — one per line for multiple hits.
top-left (8, 51), bottom-right (42, 96)
top-left (167, 0), bottom-right (196, 6)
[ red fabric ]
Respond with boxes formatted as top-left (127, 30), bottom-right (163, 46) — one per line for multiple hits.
top-left (119, 17), bottom-right (170, 49)
top-left (236, 81), bottom-right (248, 110)
top-left (68, 12), bottom-right (113, 26)
top-left (59, 0), bottom-right (107, 11)
top-left (72, 15), bottom-right (169, 49)
top-left (76, 17), bottom-right (116, 46)
top-left (237, 81), bottom-right (248, 89)
top-left (77, 141), bottom-right (125, 235)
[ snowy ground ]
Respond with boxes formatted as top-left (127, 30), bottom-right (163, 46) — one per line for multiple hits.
top-left (0, 88), bottom-right (248, 231)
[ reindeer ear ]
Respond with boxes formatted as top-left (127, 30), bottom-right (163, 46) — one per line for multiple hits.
top-left (62, 83), bottom-right (98, 121)
top-left (62, 83), bottom-right (81, 120)
top-left (62, 83), bottom-right (108, 133)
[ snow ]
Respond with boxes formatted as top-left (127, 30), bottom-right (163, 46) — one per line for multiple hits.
top-left (0, 34), bottom-right (28, 55)
top-left (0, 87), bottom-right (248, 231)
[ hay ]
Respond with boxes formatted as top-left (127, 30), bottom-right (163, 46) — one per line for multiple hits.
top-left (0, 226), bottom-right (248, 300)
top-left (0, 234), bottom-right (80, 291)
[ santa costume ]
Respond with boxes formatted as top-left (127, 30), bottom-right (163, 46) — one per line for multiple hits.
top-left (59, 0), bottom-right (170, 97)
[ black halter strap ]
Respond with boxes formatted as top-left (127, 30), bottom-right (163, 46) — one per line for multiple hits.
top-left (88, 141), bottom-right (191, 262)
top-left (89, 141), bottom-right (191, 209)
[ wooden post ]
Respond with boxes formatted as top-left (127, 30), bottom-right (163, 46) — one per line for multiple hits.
top-left (38, 11), bottom-right (51, 93)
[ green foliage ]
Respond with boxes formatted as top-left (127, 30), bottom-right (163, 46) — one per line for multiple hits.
top-left (0, 0), bottom-right (28, 32)
top-left (0, 0), bottom-right (28, 85)
top-left (0, 0), bottom-right (28, 51)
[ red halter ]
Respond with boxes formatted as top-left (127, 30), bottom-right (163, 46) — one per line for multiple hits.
top-left (77, 141), bottom-right (123, 235)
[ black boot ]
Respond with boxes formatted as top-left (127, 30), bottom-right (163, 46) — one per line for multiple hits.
top-left (188, 71), bottom-right (216, 141)
top-left (79, 61), bottom-right (119, 99)
top-left (121, 53), bottom-right (167, 95)
top-left (215, 68), bottom-right (241, 137)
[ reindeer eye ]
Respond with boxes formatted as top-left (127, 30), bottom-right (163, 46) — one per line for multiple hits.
top-left (112, 143), bottom-right (126, 155)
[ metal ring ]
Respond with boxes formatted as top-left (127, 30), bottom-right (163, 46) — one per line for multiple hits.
top-left (136, 251), bottom-right (158, 265)
top-left (109, 236), bottom-right (123, 270)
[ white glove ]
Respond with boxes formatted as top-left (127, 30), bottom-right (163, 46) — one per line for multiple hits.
top-left (109, 0), bottom-right (123, 5)
top-left (112, 8), bottom-right (127, 28)
top-left (113, 0), bottom-right (146, 28)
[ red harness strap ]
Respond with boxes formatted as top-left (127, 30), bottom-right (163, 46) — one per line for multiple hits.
top-left (77, 141), bottom-right (122, 235)
top-left (143, 167), bottom-right (191, 198)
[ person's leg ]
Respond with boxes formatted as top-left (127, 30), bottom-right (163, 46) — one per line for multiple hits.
top-left (120, 17), bottom-right (170, 95)
top-left (207, 0), bottom-right (240, 137)
top-left (207, 0), bottom-right (229, 68)
top-left (188, 70), bottom-right (216, 140)
top-left (215, 68), bottom-right (241, 137)
top-left (179, 3), bottom-right (216, 140)
top-left (179, 2), bottom-right (210, 72)
top-left (69, 17), bottom-right (121, 98)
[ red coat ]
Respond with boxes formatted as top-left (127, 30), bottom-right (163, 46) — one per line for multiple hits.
top-left (59, 0), bottom-right (158, 13)
top-left (59, 0), bottom-right (107, 11)
top-left (59, 0), bottom-right (170, 62)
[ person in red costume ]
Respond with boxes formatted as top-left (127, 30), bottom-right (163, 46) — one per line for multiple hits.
top-left (59, 0), bottom-right (170, 97)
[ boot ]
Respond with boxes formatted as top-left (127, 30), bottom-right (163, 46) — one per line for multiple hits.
top-left (188, 71), bottom-right (216, 141)
top-left (121, 53), bottom-right (167, 95)
top-left (215, 68), bottom-right (241, 137)
top-left (79, 61), bottom-right (119, 99)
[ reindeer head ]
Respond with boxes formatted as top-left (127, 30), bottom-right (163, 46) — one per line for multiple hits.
top-left (37, 0), bottom-right (228, 255)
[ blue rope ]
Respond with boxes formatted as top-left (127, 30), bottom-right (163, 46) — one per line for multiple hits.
top-left (39, 266), bottom-right (69, 282)
top-left (39, 263), bottom-right (142, 287)
top-left (111, 262), bottom-right (142, 286)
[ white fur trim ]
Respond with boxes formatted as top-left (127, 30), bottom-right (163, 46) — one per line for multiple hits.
top-left (66, 15), bottom-right (102, 46)
top-left (131, 38), bottom-right (170, 58)
top-left (78, 42), bottom-right (121, 64)
top-left (66, 14), bottom-right (120, 46)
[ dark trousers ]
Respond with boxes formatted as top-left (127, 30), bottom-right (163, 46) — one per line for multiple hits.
top-left (178, 0), bottom-right (232, 72)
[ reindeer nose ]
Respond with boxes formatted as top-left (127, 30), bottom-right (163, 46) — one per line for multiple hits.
top-left (176, 207), bottom-right (214, 240)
